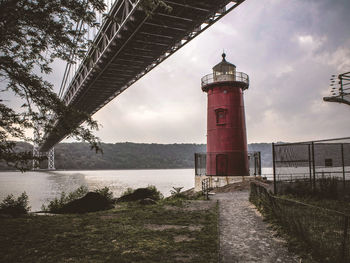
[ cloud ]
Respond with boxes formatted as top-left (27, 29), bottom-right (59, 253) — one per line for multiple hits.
top-left (84, 0), bottom-right (350, 143)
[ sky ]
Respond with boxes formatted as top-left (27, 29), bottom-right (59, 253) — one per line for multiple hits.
top-left (7, 0), bottom-right (350, 145)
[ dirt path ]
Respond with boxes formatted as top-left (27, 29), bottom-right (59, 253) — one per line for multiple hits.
top-left (211, 190), bottom-right (300, 263)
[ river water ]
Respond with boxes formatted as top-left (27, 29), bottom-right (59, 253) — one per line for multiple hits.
top-left (0, 169), bottom-right (195, 212)
top-left (0, 168), bottom-right (275, 212)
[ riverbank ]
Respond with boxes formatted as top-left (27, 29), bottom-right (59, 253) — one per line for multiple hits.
top-left (0, 197), bottom-right (218, 262)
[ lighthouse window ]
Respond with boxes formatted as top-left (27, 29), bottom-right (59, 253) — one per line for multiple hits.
top-left (215, 108), bottom-right (227, 125)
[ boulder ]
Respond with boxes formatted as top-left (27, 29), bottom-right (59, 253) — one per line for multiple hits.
top-left (117, 188), bottom-right (160, 202)
top-left (58, 192), bottom-right (113, 214)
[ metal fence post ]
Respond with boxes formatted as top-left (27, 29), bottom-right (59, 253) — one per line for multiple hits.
top-left (311, 142), bottom-right (316, 190)
top-left (342, 215), bottom-right (349, 262)
top-left (308, 144), bottom-right (312, 185)
top-left (258, 152), bottom-right (262, 175)
top-left (341, 144), bottom-right (345, 189)
top-left (272, 143), bottom-right (277, 194)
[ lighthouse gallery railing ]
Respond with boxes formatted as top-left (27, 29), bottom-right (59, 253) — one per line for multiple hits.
top-left (201, 72), bottom-right (249, 88)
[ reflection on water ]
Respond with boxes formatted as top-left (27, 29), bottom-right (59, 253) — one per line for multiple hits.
top-left (0, 169), bottom-right (195, 212)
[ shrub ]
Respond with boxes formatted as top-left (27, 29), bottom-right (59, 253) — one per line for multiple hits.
top-left (42, 186), bottom-right (116, 213)
top-left (118, 185), bottom-right (163, 202)
top-left (0, 192), bottom-right (30, 216)
top-left (42, 186), bottom-right (89, 213)
top-left (146, 185), bottom-right (163, 200)
top-left (94, 186), bottom-right (115, 203)
top-left (283, 178), bottom-right (340, 200)
top-left (122, 187), bottom-right (134, 196)
top-left (317, 177), bottom-right (338, 199)
top-left (169, 187), bottom-right (186, 199)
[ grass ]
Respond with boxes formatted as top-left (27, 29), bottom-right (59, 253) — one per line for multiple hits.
top-left (0, 198), bottom-right (218, 262)
top-left (281, 195), bottom-right (350, 215)
top-left (250, 182), bottom-right (349, 263)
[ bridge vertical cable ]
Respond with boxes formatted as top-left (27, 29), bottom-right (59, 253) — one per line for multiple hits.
top-left (58, 0), bottom-right (116, 101)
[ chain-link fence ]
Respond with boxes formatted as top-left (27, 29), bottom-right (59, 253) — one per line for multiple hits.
top-left (194, 151), bottom-right (261, 177)
top-left (250, 182), bottom-right (350, 263)
top-left (272, 137), bottom-right (350, 194)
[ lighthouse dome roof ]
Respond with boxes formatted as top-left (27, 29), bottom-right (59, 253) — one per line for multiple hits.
top-left (212, 53), bottom-right (236, 73)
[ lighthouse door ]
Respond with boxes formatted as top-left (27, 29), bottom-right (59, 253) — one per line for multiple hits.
top-left (216, 154), bottom-right (228, 176)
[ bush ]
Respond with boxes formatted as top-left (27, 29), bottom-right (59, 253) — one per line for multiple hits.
top-left (169, 187), bottom-right (187, 199)
top-left (94, 186), bottom-right (115, 203)
top-left (283, 178), bottom-right (340, 200)
top-left (42, 186), bottom-right (116, 214)
top-left (317, 177), bottom-right (338, 199)
top-left (0, 192), bottom-right (30, 216)
top-left (122, 187), bottom-right (135, 196)
top-left (42, 186), bottom-right (89, 213)
top-left (118, 185), bottom-right (163, 202)
top-left (146, 185), bottom-right (163, 200)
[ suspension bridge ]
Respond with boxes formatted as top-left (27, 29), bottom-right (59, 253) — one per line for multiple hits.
top-left (35, 0), bottom-right (246, 169)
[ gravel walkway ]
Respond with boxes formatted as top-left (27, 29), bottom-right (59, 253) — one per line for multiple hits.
top-left (211, 190), bottom-right (300, 263)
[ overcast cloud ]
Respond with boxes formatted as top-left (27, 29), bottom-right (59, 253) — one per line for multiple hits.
top-left (8, 0), bottom-right (350, 144)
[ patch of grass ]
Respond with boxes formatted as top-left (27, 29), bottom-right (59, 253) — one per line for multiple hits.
top-left (0, 198), bottom-right (218, 262)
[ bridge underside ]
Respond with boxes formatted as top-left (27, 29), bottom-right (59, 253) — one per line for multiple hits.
top-left (40, 0), bottom-right (245, 152)
top-left (323, 96), bottom-right (350, 106)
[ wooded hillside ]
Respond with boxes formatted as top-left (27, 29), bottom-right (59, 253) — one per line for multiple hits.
top-left (0, 142), bottom-right (273, 170)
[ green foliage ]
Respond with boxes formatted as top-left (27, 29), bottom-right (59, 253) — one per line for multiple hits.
top-left (0, 198), bottom-right (218, 262)
top-left (318, 177), bottom-right (339, 199)
top-left (42, 186), bottom-right (116, 213)
top-left (283, 178), bottom-right (341, 200)
top-left (146, 185), bottom-right (164, 200)
top-left (42, 186), bottom-right (88, 213)
top-left (94, 186), bottom-right (114, 203)
top-left (0, 0), bottom-right (105, 170)
top-left (250, 182), bottom-right (348, 263)
top-left (169, 186), bottom-right (186, 199)
top-left (119, 185), bottom-right (163, 201)
top-left (0, 192), bottom-right (30, 216)
top-left (122, 187), bottom-right (135, 196)
top-left (0, 141), bottom-right (207, 170)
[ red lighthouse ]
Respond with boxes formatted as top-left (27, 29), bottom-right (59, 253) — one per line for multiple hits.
top-left (202, 53), bottom-right (249, 177)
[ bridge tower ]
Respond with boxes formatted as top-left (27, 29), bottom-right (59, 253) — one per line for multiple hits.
top-left (32, 120), bottom-right (55, 170)
top-left (201, 53), bottom-right (249, 177)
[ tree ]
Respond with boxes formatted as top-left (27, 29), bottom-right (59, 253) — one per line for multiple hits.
top-left (0, 0), bottom-right (170, 170)
top-left (0, 0), bottom-right (105, 170)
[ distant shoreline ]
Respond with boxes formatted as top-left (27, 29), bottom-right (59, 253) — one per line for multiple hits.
top-left (0, 167), bottom-right (196, 173)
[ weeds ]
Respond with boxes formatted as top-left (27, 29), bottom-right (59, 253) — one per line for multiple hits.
top-left (119, 185), bottom-right (164, 202)
top-left (250, 182), bottom-right (349, 263)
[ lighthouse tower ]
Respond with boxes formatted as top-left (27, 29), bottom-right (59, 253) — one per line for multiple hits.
top-left (201, 53), bottom-right (249, 177)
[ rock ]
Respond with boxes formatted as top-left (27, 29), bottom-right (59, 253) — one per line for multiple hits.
top-left (117, 188), bottom-right (160, 202)
top-left (58, 192), bottom-right (113, 214)
top-left (139, 198), bottom-right (156, 205)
